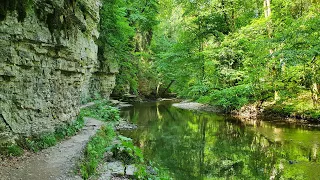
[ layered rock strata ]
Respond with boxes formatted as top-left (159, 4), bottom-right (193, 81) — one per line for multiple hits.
top-left (0, 0), bottom-right (117, 145)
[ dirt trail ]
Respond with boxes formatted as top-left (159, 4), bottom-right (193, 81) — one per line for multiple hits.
top-left (0, 118), bottom-right (104, 180)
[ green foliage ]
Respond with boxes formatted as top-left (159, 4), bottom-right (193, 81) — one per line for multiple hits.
top-left (21, 115), bottom-right (85, 152)
top-left (81, 100), bottom-right (120, 122)
top-left (112, 135), bottom-right (144, 165)
top-left (196, 95), bottom-right (212, 104)
top-left (264, 91), bottom-right (320, 121)
top-left (187, 82), bottom-right (210, 99)
top-left (150, 0), bottom-right (320, 116)
top-left (99, 0), bottom-right (134, 59)
top-left (0, 144), bottom-right (24, 157)
top-left (209, 84), bottom-right (255, 111)
top-left (111, 135), bottom-right (144, 175)
top-left (99, 0), bottom-right (159, 97)
top-left (79, 125), bottom-right (115, 179)
top-left (110, 135), bottom-right (171, 179)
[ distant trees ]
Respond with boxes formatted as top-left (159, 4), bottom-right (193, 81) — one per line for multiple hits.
top-left (151, 0), bottom-right (320, 111)
top-left (99, 0), bottom-right (320, 108)
top-left (99, 0), bottom-right (159, 97)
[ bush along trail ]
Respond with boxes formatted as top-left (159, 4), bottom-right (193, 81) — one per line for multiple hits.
top-left (0, 99), bottom-right (171, 180)
top-left (77, 100), bottom-right (172, 180)
top-left (0, 114), bottom-right (104, 180)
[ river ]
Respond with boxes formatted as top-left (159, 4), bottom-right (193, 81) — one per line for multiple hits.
top-left (120, 101), bottom-right (320, 180)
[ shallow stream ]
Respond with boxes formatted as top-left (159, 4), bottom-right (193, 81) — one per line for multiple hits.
top-left (120, 101), bottom-right (320, 179)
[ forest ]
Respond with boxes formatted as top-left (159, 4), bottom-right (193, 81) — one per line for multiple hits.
top-left (105, 0), bottom-right (320, 119)
top-left (1, 0), bottom-right (320, 179)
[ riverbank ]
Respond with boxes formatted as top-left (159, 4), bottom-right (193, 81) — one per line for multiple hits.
top-left (173, 98), bottom-right (320, 125)
top-left (0, 100), bottom-right (169, 180)
top-left (119, 100), bottom-right (320, 179)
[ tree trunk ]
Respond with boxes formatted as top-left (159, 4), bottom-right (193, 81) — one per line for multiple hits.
top-left (264, 0), bottom-right (278, 101)
top-left (264, 0), bottom-right (271, 18)
top-left (156, 82), bottom-right (162, 97)
top-left (162, 80), bottom-right (175, 95)
top-left (230, 1), bottom-right (235, 31)
top-left (311, 56), bottom-right (319, 108)
top-left (312, 82), bottom-right (318, 108)
top-left (221, 0), bottom-right (229, 29)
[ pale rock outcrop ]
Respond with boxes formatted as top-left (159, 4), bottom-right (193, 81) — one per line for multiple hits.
top-left (0, 0), bottom-right (117, 146)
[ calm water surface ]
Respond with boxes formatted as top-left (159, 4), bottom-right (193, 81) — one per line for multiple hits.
top-left (120, 101), bottom-right (320, 180)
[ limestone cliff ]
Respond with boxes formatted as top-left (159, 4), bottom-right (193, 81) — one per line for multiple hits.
top-left (0, 0), bottom-right (117, 146)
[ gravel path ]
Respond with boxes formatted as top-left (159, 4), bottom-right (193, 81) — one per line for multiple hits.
top-left (0, 117), bottom-right (104, 180)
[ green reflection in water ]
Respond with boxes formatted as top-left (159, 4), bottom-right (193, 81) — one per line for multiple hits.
top-left (120, 101), bottom-right (320, 180)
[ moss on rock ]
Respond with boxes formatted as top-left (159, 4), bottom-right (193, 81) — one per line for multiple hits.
top-left (0, 0), bottom-right (33, 22)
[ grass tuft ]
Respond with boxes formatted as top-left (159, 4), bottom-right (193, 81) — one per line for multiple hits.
top-left (0, 144), bottom-right (24, 157)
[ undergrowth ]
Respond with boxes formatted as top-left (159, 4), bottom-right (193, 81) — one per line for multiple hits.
top-left (0, 143), bottom-right (24, 157)
top-left (0, 112), bottom-right (85, 156)
top-left (78, 99), bottom-right (122, 179)
top-left (20, 99), bottom-right (119, 152)
top-left (79, 125), bottom-right (115, 179)
top-left (81, 100), bottom-right (120, 122)
top-left (196, 84), bottom-right (257, 112)
top-left (263, 91), bottom-right (320, 121)
top-left (78, 101), bottom-right (171, 179)
top-left (19, 113), bottom-right (85, 152)
top-left (1, 99), bottom-right (119, 156)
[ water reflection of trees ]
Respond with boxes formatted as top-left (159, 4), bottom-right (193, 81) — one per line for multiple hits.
top-left (120, 102), bottom-right (320, 179)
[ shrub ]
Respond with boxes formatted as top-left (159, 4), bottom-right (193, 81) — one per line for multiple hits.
top-left (20, 115), bottom-right (85, 152)
top-left (0, 144), bottom-right (24, 157)
top-left (209, 84), bottom-right (255, 112)
top-left (81, 100), bottom-right (120, 122)
top-left (79, 125), bottom-right (115, 179)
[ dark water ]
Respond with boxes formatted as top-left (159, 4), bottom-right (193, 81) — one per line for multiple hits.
top-left (120, 101), bottom-right (320, 180)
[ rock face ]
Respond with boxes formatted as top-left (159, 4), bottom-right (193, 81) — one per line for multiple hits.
top-left (0, 0), bottom-right (117, 146)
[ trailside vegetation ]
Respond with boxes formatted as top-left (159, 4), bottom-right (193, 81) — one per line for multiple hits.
top-left (77, 100), bottom-right (171, 179)
top-left (79, 125), bottom-right (115, 179)
top-left (0, 111), bottom-right (85, 156)
top-left (0, 100), bottom-right (118, 156)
